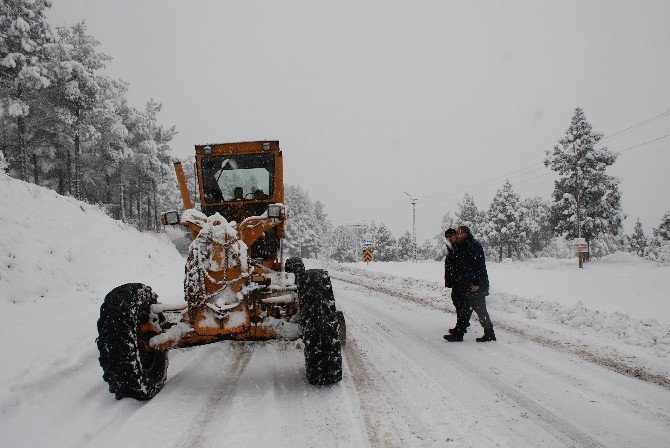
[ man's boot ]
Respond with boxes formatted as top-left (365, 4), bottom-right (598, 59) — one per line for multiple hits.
top-left (476, 330), bottom-right (496, 342)
top-left (443, 333), bottom-right (464, 342)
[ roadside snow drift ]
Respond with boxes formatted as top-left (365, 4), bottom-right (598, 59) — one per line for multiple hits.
top-left (0, 174), bottom-right (184, 305)
top-left (0, 173), bottom-right (184, 429)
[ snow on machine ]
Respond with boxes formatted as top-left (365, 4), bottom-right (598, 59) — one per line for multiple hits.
top-left (97, 141), bottom-right (345, 400)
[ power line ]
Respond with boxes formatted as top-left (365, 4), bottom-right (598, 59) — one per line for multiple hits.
top-left (614, 134), bottom-right (670, 155)
top-left (420, 172), bottom-right (551, 205)
top-left (416, 163), bottom-right (545, 201)
top-left (352, 132), bottom-right (670, 221)
top-left (418, 109), bottom-right (670, 202)
top-left (333, 111), bottom-right (669, 226)
top-left (600, 110), bottom-right (670, 143)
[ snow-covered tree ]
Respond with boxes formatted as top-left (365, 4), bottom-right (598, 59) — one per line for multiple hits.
top-left (521, 196), bottom-right (553, 255)
top-left (313, 200), bottom-right (332, 258)
top-left (328, 225), bottom-right (359, 262)
top-left (49, 21), bottom-right (111, 198)
top-left (284, 184), bottom-right (318, 257)
top-left (653, 212), bottom-right (670, 241)
top-left (629, 218), bottom-right (648, 257)
top-left (418, 238), bottom-right (440, 260)
top-left (373, 222), bottom-right (397, 261)
top-left (647, 212), bottom-right (670, 263)
top-left (0, 0), bottom-right (53, 181)
top-left (397, 231), bottom-right (414, 261)
top-left (455, 194), bottom-right (485, 238)
top-left (438, 211), bottom-right (456, 233)
top-left (483, 180), bottom-right (527, 260)
top-left (284, 185), bottom-right (331, 258)
top-left (545, 107), bottom-right (625, 259)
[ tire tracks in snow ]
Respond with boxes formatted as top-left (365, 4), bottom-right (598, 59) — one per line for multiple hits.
top-left (344, 336), bottom-right (438, 447)
top-left (338, 279), bottom-right (608, 448)
top-left (0, 348), bottom-right (98, 415)
top-left (173, 346), bottom-right (253, 448)
top-left (331, 273), bottom-right (670, 391)
top-left (343, 338), bottom-right (386, 448)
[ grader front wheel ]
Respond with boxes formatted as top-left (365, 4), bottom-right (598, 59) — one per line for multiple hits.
top-left (301, 269), bottom-right (343, 385)
top-left (97, 283), bottom-right (168, 400)
top-left (284, 257), bottom-right (306, 288)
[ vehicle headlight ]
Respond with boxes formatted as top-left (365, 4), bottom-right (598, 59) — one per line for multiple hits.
top-left (160, 210), bottom-right (180, 225)
top-left (268, 204), bottom-right (284, 218)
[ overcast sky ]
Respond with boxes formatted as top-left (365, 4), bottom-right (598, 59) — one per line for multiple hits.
top-left (48, 1), bottom-right (670, 242)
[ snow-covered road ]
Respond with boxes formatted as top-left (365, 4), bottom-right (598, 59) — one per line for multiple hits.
top-left (3, 270), bottom-right (670, 448)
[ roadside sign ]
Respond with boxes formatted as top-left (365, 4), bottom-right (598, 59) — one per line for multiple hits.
top-left (573, 238), bottom-right (588, 253)
top-left (361, 233), bottom-right (374, 249)
top-left (363, 249), bottom-right (372, 263)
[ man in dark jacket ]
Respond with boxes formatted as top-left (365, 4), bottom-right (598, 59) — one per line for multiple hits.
top-left (444, 228), bottom-right (470, 335)
top-left (444, 226), bottom-right (496, 342)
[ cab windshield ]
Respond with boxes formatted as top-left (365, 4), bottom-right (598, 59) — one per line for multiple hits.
top-left (201, 153), bottom-right (274, 203)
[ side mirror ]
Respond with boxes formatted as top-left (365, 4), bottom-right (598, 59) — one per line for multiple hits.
top-left (160, 210), bottom-right (180, 226)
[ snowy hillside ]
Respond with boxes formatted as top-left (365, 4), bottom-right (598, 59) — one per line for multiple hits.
top-left (0, 174), bottom-right (185, 305)
top-left (0, 173), bottom-right (184, 435)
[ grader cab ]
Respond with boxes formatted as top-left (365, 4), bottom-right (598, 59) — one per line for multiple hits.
top-left (97, 141), bottom-right (345, 400)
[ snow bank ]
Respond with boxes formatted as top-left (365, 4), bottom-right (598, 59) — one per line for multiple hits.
top-left (0, 173), bottom-right (185, 395)
top-left (0, 173), bottom-right (185, 305)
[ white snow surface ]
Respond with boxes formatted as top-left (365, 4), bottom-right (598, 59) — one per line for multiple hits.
top-left (2, 172), bottom-right (670, 447)
top-left (335, 257), bottom-right (670, 377)
top-left (343, 254), bottom-right (670, 322)
top-left (0, 173), bottom-right (185, 419)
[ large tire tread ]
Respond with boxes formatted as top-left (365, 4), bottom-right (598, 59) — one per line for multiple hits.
top-left (301, 269), bottom-right (342, 385)
top-left (97, 283), bottom-right (168, 400)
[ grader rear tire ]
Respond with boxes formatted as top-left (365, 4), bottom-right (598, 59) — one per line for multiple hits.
top-left (301, 269), bottom-right (342, 385)
top-left (97, 283), bottom-right (168, 400)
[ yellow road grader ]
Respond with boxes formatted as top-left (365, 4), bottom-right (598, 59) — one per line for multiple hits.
top-left (97, 141), bottom-right (345, 400)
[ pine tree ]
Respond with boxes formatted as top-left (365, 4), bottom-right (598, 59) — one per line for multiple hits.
top-left (397, 231), bottom-right (414, 261)
top-left (653, 213), bottom-right (670, 241)
top-left (0, 0), bottom-right (53, 181)
top-left (455, 194), bottom-right (485, 238)
top-left (374, 222), bottom-right (397, 261)
top-left (418, 238), bottom-right (439, 260)
top-left (313, 200), bottom-right (332, 258)
top-left (50, 21), bottom-right (111, 198)
top-left (647, 212), bottom-right (670, 263)
top-left (545, 107), bottom-right (625, 258)
top-left (284, 185), bottom-right (332, 258)
top-left (629, 218), bottom-right (648, 257)
top-left (328, 225), bottom-right (358, 262)
top-left (483, 180), bottom-right (526, 261)
top-left (521, 196), bottom-right (553, 255)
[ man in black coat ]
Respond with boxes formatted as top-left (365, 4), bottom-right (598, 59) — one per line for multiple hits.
top-left (444, 228), bottom-right (470, 335)
top-left (444, 226), bottom-right (496, 342)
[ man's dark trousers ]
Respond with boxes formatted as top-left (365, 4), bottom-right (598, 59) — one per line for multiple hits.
top-left (460, 289), bottom-right (494, 336)
top-left (451, 286), bottom-right (471, 333)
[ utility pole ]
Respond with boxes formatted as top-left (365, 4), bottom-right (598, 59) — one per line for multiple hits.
top-left (404, 192), bottom-right (418, 262)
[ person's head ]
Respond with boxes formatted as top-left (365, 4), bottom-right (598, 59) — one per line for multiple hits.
top-left (233, 186), bottom-right (244, 200)
top-left (455, 225), bottom-right (471, 242)
top-left (445, 228), bottom-right (457, 244)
